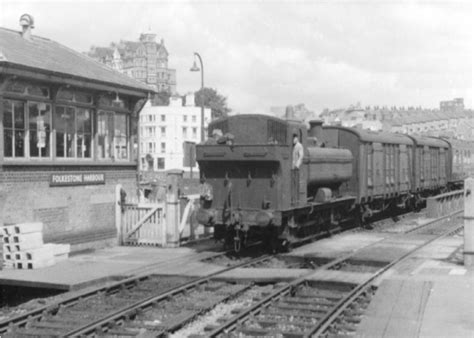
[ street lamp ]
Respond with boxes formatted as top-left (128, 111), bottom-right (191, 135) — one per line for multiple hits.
top-left (190, 52), bottom-right (205, 143)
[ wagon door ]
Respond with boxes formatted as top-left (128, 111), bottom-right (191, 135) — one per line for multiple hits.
top-left (399, 145), bottom-right (409, 192)
top-left (366, 143), bottom-right (374, 199)
top-left (373, 142), bottom-right (384, 196)
top-left (424, 146), bottom-right (431, 189)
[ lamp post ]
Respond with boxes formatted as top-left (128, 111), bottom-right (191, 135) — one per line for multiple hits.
top-left (190, 52), bottom-right (205, 143)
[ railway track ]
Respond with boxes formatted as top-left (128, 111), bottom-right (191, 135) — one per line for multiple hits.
top-left (1, 209), bottom-right (463, 337)
top-left (173, 215), bottom-right (463, 337)
top-left (0, 248), bottom-right (269, 337)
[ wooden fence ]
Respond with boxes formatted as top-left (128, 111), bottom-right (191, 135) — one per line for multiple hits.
top-left (118, 194), bottom-right (207, 247)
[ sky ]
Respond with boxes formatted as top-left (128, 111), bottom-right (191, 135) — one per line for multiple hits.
top-left (0, 0), bottom-right (472, 114)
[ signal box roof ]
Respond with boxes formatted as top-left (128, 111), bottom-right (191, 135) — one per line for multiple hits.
top-left (0, 27), bottom-right (153, 96)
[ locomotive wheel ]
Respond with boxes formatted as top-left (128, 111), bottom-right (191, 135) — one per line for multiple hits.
top-left (280, 239), bottom-right (292, 252)
top-left (263, 226), bottom-right (280, 254)
top-left (223, 226), bottom-right (235, 250)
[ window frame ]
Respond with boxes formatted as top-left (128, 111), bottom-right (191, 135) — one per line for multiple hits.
top-left (2, 84), bottom-right (135, 164)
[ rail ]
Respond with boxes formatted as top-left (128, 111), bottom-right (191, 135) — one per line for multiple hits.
top-left (206, 215), bottom-right (464, 337)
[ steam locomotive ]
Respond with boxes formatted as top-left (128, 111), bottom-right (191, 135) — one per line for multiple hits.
top-left (195, 114), bottom-right (464, 251)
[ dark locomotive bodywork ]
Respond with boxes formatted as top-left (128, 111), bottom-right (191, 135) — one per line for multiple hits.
top-left (196, 114), bottom-right (461, 250)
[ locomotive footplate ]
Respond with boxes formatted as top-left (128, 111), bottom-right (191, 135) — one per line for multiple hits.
top-left (277, 195), bottom-right (358, 250)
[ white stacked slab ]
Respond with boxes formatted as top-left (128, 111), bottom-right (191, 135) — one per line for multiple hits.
top-left (1, 222), bottom-right (71, 269)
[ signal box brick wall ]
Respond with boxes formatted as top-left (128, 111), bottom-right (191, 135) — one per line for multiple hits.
top-left (1, 166), bottom-right (137, 250)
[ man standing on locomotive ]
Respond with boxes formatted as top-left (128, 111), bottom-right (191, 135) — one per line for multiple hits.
top-left (292, 133), bottom-right (304, 204)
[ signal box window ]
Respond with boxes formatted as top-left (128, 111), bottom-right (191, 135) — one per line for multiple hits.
top-left (3, 100), bottom-right (26, 158)
top-left (98, 110), bottom-right (128, 160)
top-left (55, 106), bottom-right (75, 158)
top-left (76, 109), bottom-right (92, 158)
top-left (55, 106), bottom-right (92, 159)
top-left (29, 102), bottom-right (52, 158)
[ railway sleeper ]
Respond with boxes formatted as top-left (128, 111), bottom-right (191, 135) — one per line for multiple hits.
top-left (34, 317), bottom-right (88, 326)
top-left (282, 296), bottom-right (337, 306)
top-left (342, 308), bottom-right (365, 317)
top-left (295, 290), bottom-right (346, 300)
top-left (253, 317), bottom-right (315, 329)
top-left (28, 320), bottom-right (77, 330)
top-left (237, 326), bottom-right (306, 338)
top-left (340, 315), bottom-right (362, 324)
top-left (334, 321), bottom-right (358, 333)
top-left (261, 308), bottom-right (326, 320)
top-left (5, 327), bottom-right (62, 337)
top-left (274, 303), bottom-right (332, 313)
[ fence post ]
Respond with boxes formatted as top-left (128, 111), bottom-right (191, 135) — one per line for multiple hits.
top-left (165, 170), bottom-right (183, 247)
top-left (115, 184), bottom-right (123, 245)
top-left (464, 178), bottom-right (474, 268)
top-left (0, 187), bottom-right (6, 270)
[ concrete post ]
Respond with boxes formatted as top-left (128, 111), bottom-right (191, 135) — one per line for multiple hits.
top-left (464, 178), bottom-right (474, 267)
top-left (115, 184), bottom-right (123, 245)
top-left (165, 170), bottom-right (183, 247)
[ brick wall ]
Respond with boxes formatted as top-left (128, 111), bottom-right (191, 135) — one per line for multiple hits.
top-left (0, 166), bottom-right (138, 251)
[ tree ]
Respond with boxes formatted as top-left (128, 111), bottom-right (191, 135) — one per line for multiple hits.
top-left (151, 91), bottom-right (171, 106)
top-left (195, 87), bottom-right (231, 120)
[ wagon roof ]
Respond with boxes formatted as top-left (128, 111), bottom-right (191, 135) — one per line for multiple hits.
top-left (211, 114), bottom-right (287, 124)
top-left (323, 126), bottom-right (414, 145)
top-left (408, 135), bottom-right (451, 148)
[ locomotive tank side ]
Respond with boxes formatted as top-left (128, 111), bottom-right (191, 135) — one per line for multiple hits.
top-left (306, 146), bottom-right (353, 193)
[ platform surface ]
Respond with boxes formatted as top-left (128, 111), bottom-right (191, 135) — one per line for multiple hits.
top-left (0, 246), bottom-right (212, 290)
top-left (357, 234), bottom-right (474, 338)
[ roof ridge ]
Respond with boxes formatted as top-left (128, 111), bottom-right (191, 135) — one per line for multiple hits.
top-left (0, 26), bottom-right (53, 43)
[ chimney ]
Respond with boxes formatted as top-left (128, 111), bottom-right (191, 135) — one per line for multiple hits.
top-left (285, 105), bottom-right (295, 119)
top-left (19, 14), bottom-right (34, 40)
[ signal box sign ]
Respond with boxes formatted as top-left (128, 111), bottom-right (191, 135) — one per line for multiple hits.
top-left (50, 173), bottom-right (105, 187)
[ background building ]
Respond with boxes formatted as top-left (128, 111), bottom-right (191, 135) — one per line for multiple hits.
top-left (320, 99), bottom-right (474, 140)
top-left (139, 93), bottom-right (211, 174)
top-left (87, 31), bottom-right (176, 94)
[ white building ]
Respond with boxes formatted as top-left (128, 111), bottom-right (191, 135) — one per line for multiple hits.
top-left (139, 93), bottom-right (211, 172)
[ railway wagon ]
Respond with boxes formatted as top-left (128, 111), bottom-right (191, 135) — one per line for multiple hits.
top-left (407, 135), bottom-right (450, 194)
top-left (320, 127), bottom-right (415, 220)
top-left (447, 138), bottom-right (474, 186)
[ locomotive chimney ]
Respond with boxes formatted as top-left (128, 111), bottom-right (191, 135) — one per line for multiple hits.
top-left (309, 119), bottom-right (323, 140)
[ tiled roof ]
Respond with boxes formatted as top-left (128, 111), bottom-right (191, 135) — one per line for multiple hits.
top-left (0, 27), bottom-right (153, 93)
